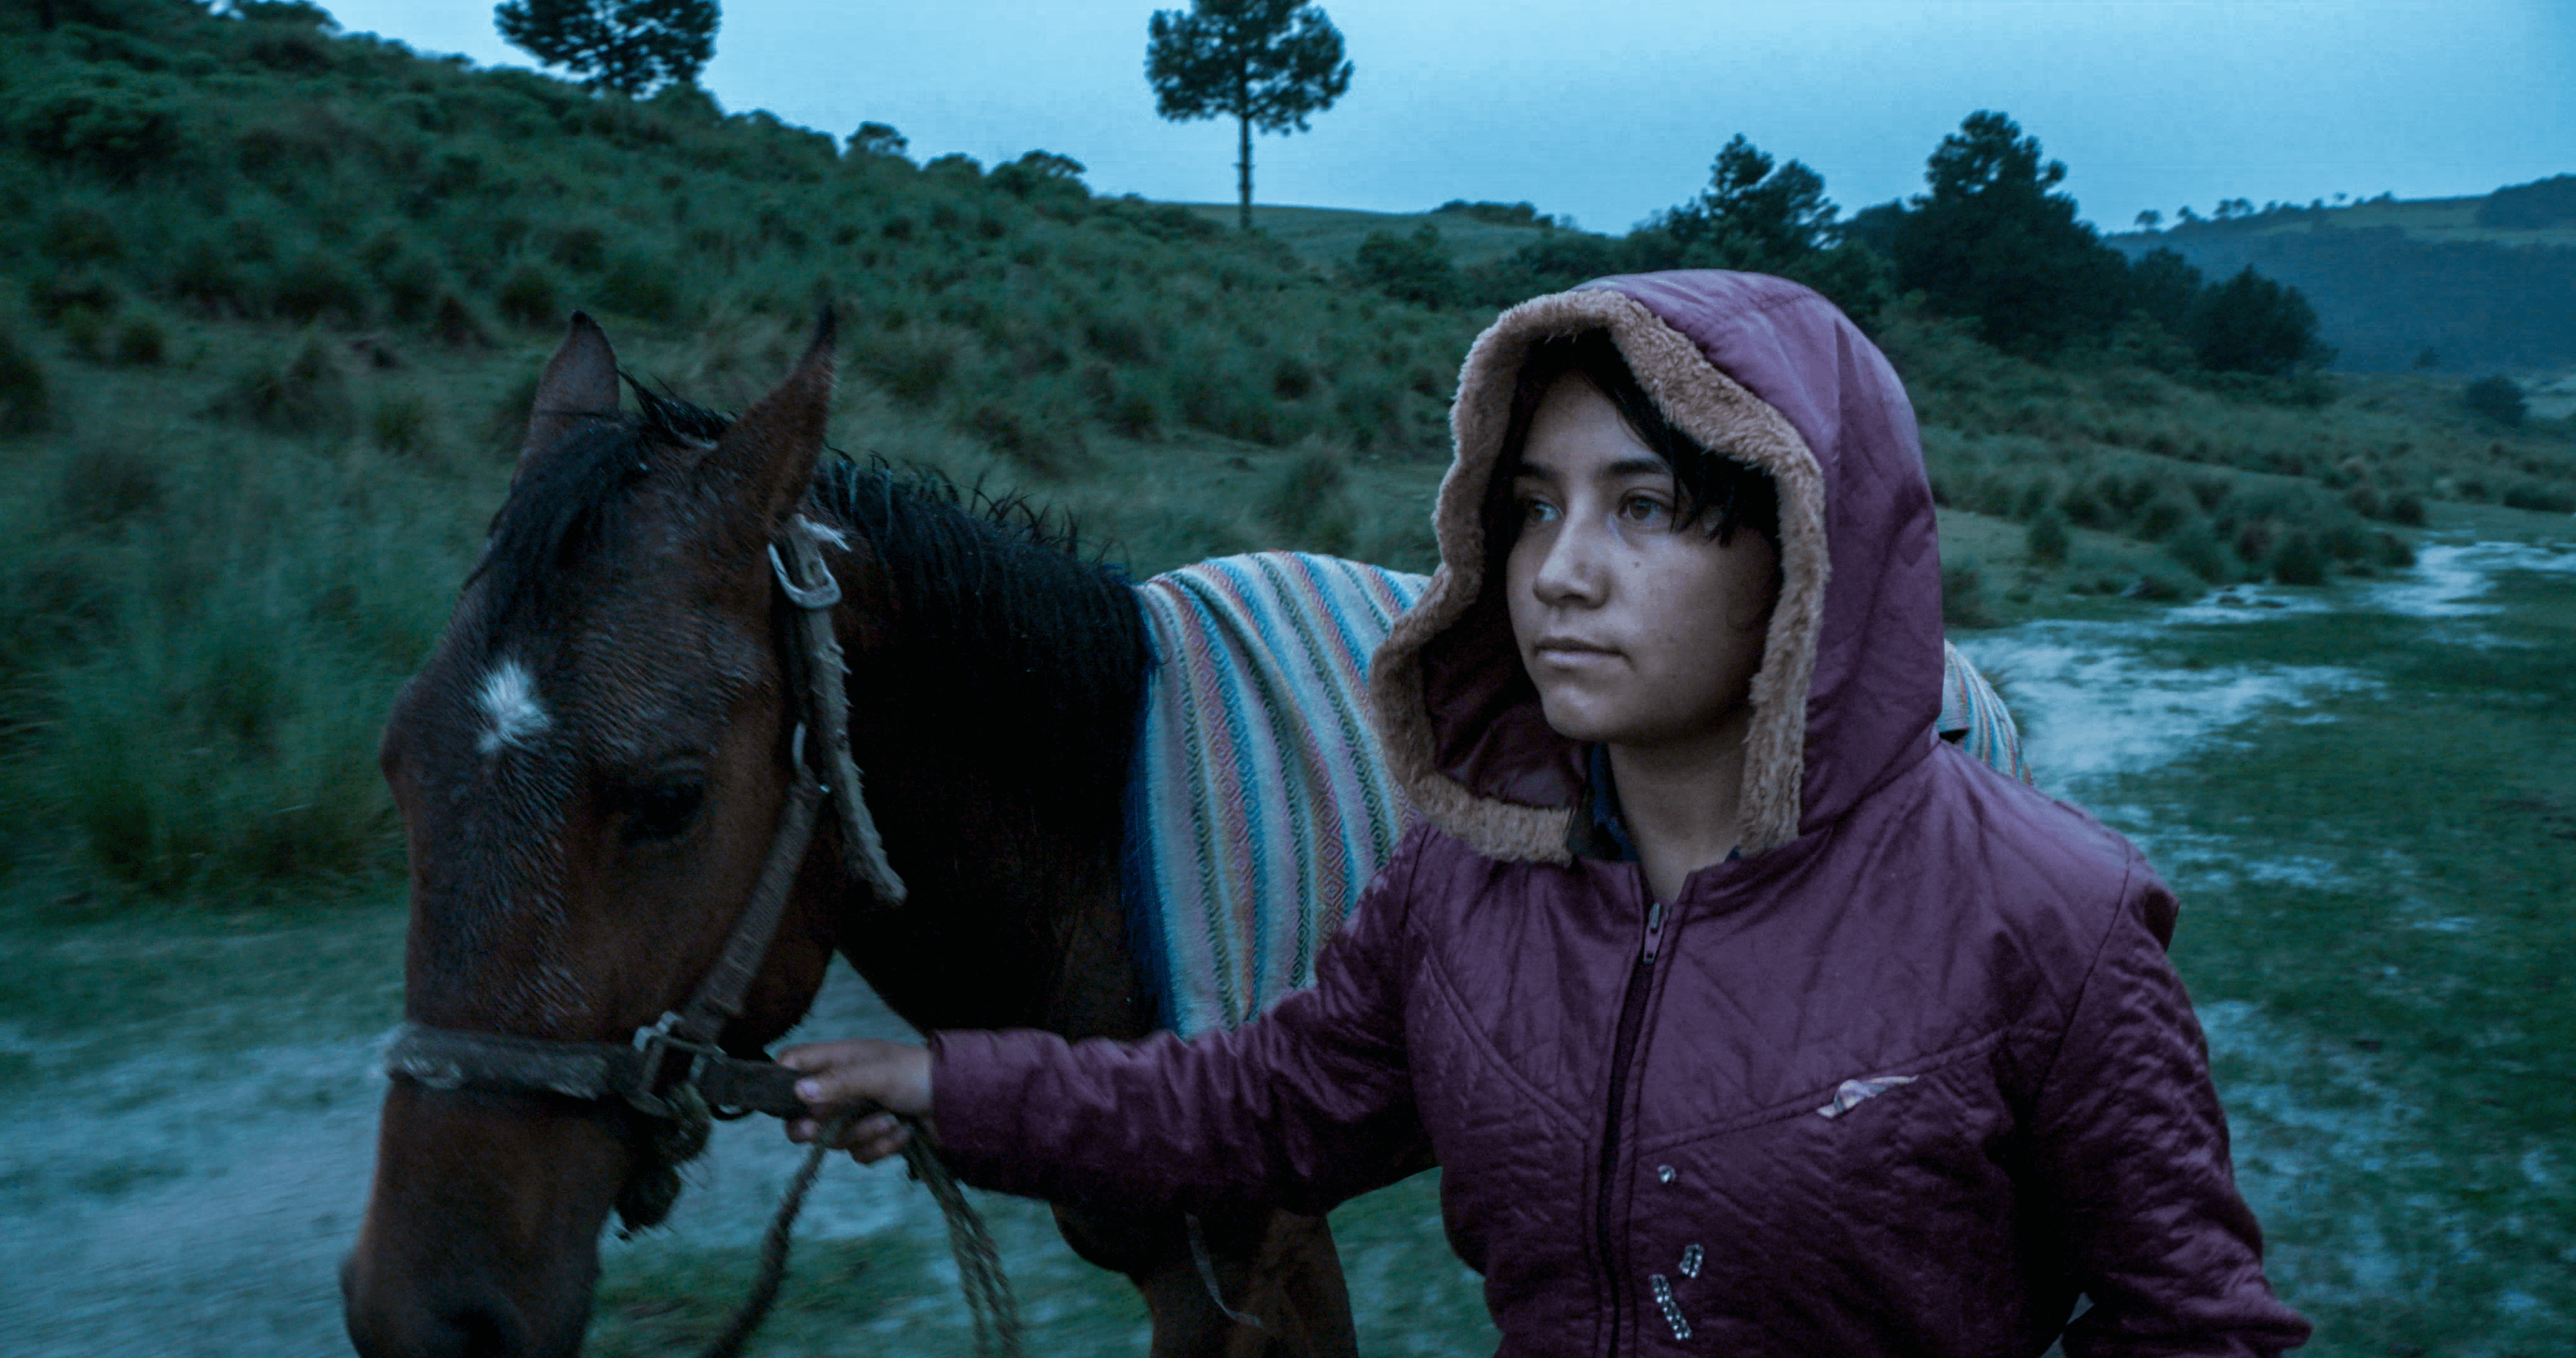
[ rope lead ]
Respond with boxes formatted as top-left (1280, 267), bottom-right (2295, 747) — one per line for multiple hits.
top-left (696, 1112), bottom-right (1022, 1358)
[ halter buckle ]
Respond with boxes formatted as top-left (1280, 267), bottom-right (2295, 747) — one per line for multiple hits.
top-left (627, 1011), bottom-right (724, 1116)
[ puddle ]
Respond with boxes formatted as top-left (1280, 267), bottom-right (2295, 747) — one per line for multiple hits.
top-left (2365, 540), bottom-right (2576, 618)
top-left (1956, 625), bottom-right (2365, 798)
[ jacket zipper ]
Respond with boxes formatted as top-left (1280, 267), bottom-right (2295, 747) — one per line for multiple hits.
top-left (1596, 895), bottom-right (1666, 1352)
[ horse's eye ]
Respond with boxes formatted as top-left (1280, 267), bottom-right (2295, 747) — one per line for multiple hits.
top-left (619, 780), bottom-right (705, 844)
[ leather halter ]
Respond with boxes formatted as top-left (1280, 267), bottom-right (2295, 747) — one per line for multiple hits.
top-left (384, 516), bottom-right (906, 1122)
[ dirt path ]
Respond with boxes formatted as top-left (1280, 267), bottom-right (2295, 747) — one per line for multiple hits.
top-left (0, 963), bottom-right (931, 1357)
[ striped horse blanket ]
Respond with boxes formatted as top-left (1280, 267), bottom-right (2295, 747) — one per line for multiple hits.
top-left (1123, 554), bottom-right (1429, 1038)
top-left (1122, 553), bottom-right (2029, 1038)
top-left (1937, 639), bottom-right (2031, 784)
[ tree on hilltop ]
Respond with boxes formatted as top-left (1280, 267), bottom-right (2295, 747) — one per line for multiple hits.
top-left (495, 0), bottom-right (718, 97)
top-left (1885, 111), bottom-right (2133, 356)
top-left (1652, 134), bottom-right (1840, 274)
top-left (1146, 0), bottom-right (1353, 233)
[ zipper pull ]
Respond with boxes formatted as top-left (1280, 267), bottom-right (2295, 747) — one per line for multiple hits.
top-left (1643, 899), bottom-right (1667, 964)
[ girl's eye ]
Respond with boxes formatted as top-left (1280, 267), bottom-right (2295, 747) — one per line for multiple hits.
top-left (1618, 494), bottom-right (1672, 525)
top-left (1518, 497), bottom-right (1560, 526)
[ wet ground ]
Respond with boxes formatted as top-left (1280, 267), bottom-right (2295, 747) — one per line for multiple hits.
top-left (5, 534), bottom-right (2570, 1355)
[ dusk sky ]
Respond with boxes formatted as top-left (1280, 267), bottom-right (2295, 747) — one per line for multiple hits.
top-left (326, 1), bottom-right (2574, 236)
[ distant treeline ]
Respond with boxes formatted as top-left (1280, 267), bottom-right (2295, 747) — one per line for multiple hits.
top-left (2110, 198), bottom-right (2576, 374)
top-left (1358, 114), bottom-right (2332, 386)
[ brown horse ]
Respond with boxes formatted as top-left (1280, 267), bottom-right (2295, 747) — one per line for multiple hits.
top-left (341, 315), bottom-right (1357, 1358)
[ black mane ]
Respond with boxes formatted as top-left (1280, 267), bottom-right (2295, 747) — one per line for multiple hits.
top-left (812, 457), bottom-right (1150, 839)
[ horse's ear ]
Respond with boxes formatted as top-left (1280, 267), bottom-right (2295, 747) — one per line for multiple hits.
top-left (701, 308), bottom-right (836, 542)
top-left (521, 312), bottom-right (621, 472)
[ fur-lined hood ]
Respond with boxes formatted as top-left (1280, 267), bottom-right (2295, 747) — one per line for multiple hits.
top-left (1367, 271), bottom-right (1943, 860)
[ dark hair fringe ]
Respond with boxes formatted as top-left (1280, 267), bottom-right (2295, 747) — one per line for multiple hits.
top-left (1482, 329), bottom-right (1781, 580)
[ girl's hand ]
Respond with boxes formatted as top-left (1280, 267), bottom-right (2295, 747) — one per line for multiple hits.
top-left (776, 1039), bottom-right (933, 1164)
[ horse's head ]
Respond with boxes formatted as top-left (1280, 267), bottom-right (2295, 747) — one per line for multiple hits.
top-left (343, 316), bottom-right (851, 1357)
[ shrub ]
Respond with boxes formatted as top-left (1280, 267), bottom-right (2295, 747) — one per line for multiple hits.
top-left (2463, 376), bottom-right (2526, 427)
top-left (111, 312), bottom-right (167, 367)
top-left (2131, 564), bottom-right (2197, 601)
top-left (1172, 359), bottom-right (1282, 444)
top-left (595, 251), bottom-right (685, 323)
top-left (1941, 558), bottom-right (1998, 628)
top-left (2269, 529), bottom-right (2327, 585)
top-left (167, 236), bottom-right (253, 315)
top-left (270, 253), bottom-right (369, 324)
top-left (8, 74), bottom-right (189, 179)
top-left (2386, 492), bottom-right (2428, 526)
top-left (2133, 492), bottom-right (2190, 541)
top-left (962, 385), bottom-right (1087, 477)
top-left (1332, 373), bottom-right (1403, 451)
top-left (1082, 364), bottom-right (1163, 439)
top-left (41, 207), bottom-right (125, 265)
top-left (55, 440), bottom-right (164, 526)
top-left (1272, 354), bottom-right (1316, 401)
top-left (0, 327), bottom-right (50, 433)
top-left (431, 292), bottom-right (494, 348)
top-left (2502, 483), bottom-right (2576, 514)
top-left (496, 263), bottom-right (561, 328)
top-left (213, 335), bottom-right (353, 436)
top-left (370, 390), bottom-right (436, 458)
top-left (1260, 438), bottom-right (1358, 555)
top-left (2162, 522), bottom-right (2233, 582)
top-left (548, 223), bottom-right (610, 273)
top-left (2024, 509), bottom-right (2070, 565)
top-left (1083, 309), bottom-right (1153, 366)
top-left (1353, 224), bottom-right (1456, 308)
top-left (850, 324), bottom-right (966, 406)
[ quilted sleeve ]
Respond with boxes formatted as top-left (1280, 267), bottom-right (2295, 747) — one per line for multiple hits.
top-left (926, 826), bottom-right (1433, 1217)
top-left (2031, 857), bottom-right (2314, 1357)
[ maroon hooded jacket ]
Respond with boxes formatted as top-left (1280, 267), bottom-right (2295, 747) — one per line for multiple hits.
top-left (931, 273), bottom-right (2311, 1356)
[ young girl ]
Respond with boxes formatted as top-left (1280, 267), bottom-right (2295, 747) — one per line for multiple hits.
top-left (782, 272), bottom-right (2311, 1355)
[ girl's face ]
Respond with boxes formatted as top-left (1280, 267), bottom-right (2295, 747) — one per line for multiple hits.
top-left (1504, 375), bottom-right (1779, 753)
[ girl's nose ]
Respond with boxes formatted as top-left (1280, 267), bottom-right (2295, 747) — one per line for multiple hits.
top-left (1530, 517), bottom-right (1608, 607)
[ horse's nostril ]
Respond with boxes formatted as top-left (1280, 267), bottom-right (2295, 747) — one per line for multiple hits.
top-left (453, 1301), bottom-right (516, 1358)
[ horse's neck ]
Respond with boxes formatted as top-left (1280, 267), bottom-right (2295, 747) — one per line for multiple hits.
top-left (814, 501), bottom-right (1153, 1034)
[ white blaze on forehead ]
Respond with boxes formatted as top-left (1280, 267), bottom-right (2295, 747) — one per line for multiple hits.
top-left (475, 660), bottom-right (552, 754)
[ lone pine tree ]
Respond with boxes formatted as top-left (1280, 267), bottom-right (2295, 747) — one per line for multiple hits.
top-left (1146, 0), bottom-right (1352, 233)
top-left (495, 0), bottom-right (718, 97)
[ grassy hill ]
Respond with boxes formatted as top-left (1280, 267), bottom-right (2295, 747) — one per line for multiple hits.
top-left (1173, 202), bottom-right (1565, 272)
top-left (0, 0), bottom-right (2570, 902)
